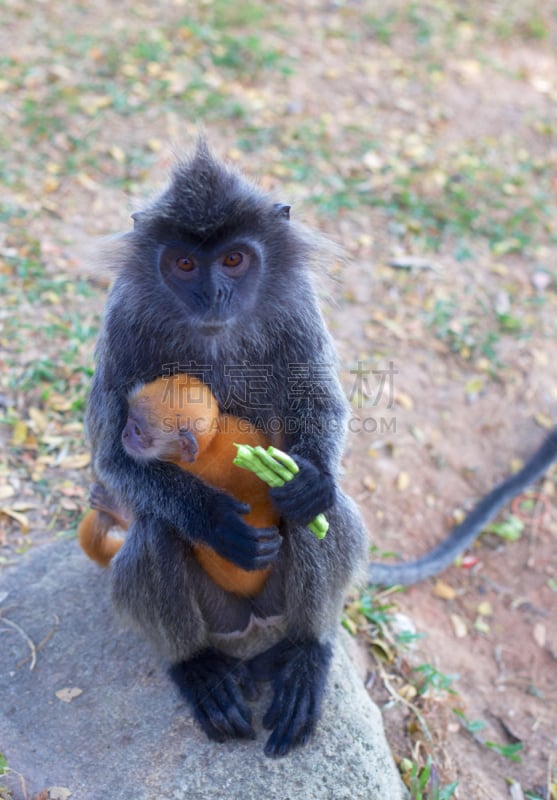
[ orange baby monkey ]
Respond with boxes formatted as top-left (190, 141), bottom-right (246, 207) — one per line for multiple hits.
top-left (78, 373), bottom-right (280, 596)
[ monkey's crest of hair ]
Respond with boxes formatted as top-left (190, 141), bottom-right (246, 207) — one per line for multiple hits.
top-left (133, 140), bottom-right (275, 239)
top-left (129, 139), bottom-right (335, 269)
top-left (101, 139), bottom-right (342, 357)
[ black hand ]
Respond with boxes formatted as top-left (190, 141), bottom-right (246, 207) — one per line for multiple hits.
top-left (203, 493), bottom-right (282, 571)
top-left (269, 455), bottom-right (336, 525)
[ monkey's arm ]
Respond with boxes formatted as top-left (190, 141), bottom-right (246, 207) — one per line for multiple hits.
top-left (369, 425), bottom-right (557, 586)
top-left (86, 375), bottom-right (281, 571)
top-left (268, 329), bottom-right (348, 524)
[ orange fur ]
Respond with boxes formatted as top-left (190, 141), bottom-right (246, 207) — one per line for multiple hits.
top-left (78, 510), bottom-right (125, 568)
top-left (78, 374), bottom-right (279, 596)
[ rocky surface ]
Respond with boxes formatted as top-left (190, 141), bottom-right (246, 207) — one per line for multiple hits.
top-left (0, 542), bottom-right (406, 800)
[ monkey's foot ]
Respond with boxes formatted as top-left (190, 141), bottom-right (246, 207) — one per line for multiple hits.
top-left (88, 482), bottom-right (131, 529)
top-left (249, 637), bottom-right (332, 757)
top-left (169, 648), bottom-right (256, 742)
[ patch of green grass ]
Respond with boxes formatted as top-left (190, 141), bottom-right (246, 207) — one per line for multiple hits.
top-left (395, 628), bottom-right (425, 647)
top-left (484, 741), bottom-right (523, 762)
top-left (358, 592), bottom-right (396, 627)
top-left (424, 299), bottom-right (496, 362)
top-left (484, 514), bottom-right (525, 541)
top-left (210, 33), bottom-right (293, 75)
top-left (348, 136), bottom-right (557, 254)
top-left (414, 664), bottom-right (459, 697)
top-left (423, 293), bottom-right (533, 367)
top-left (207, 0), bottom-right (267, 29)
top-left (406, 3), bottom-right (437, 45)
top-left (178, 15), bottom-right (294, 78)
top-left (452, 710), bottom-right (487, 736)
top-left (1, 247), bottom-right (98, 415)
top-left (453, 710), bottom-right (523, 763)
top-left (0, 201), bottom-right (28, 223)
top-left (363, 11), bottom-right (398, 45)
top-left (130, 34), bottom-right (170, 64)
top-left (20, 97), bottom-right (67, 142)
top-left (0, 753), bottom-right (8, 775)
top-left (400, 757), bottom-right (458, 800)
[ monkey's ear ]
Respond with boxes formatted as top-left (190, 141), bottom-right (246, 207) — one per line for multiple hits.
top-left (131, 211), bottom-right (146, 229)
top-left (178, 428), bottom-right (199, 463)
top-left (273, 203), bottom-right (291, 220)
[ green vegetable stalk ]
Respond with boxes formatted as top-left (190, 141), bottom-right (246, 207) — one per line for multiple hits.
top-left (233, 444), bottom-right (329, 539)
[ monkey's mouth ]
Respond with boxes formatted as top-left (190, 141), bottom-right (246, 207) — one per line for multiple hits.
top-left (199, 323), bottom-right (225, 335)
top-left (198, 318), bottom-right (230, 335)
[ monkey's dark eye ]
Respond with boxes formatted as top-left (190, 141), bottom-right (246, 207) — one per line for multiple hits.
top-left (176, 256), bottom-right (196, 272)
top-left (159, 246), bottom-right (199, 282)
top-left (223, 252), bottom-right (243, 268)
top-left (221, 251), bottom-right (251, 275)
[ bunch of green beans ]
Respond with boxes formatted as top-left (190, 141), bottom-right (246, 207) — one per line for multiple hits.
top-left (233, 444), bottom-right (329, 539)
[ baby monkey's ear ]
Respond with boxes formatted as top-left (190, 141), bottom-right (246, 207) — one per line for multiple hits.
top-left (179, 429), bottom-right (199, 463)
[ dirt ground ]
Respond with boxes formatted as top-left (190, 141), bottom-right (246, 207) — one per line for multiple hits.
top-left (1, 1), bottom-right (556, 798)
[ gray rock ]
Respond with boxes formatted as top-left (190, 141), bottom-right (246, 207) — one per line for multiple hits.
top-left (0, 542), bottom-right (406, 800)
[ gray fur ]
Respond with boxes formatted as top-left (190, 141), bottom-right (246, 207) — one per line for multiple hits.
top-left (86, 141), bottom-right (368, 664)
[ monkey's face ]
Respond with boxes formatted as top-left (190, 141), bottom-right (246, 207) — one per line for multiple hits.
top-left (158, 238), bottom-right (261, 334)
top-left (121, 409), bottom-right (166, 461)
top-left (122, 408), bottom-right (199, 464)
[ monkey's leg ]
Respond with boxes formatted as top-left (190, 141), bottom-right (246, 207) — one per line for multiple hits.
top-left (249, 637), bottom-right (333, 757)
top-left (249, 491), bottom-right (367, 757)
top-left (78, 482), bottom-right (132, 567)
top-left (111, 516), bottom-right (257, 741)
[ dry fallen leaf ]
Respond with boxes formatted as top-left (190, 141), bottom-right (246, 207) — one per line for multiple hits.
top-left (47, 394), bottom-right (75, 412)
top-left (362, 475), bottom-right (376, 492)
top-left (477, 601), bottom-right (493, 617)
top-left (534, 412), bottom-right (553, 430)
top-left (395, 391), bottom-right (414, 410)
top-left (474, 617), bottom-right (490, 634)
top-left (369, 637), bottom-right (394, 662)
top-left (533, 623), bottom-right (546, 649)
top-left (387, 255), bottom-right (440, 272)
top-left (55, 687), bottom-right (83, 703)
top-left (433, 580), bottom-right (457, 600)
top-left (0, 507), bottom-right (30, 533)
top-left (46, 788), bottom-right (72, 800)
top-left (398, 683), bottom-right (418, 701)
top-left (508, 780), bottom-right (525, 800)
top-left (0, 484), bottom-right (15, 500)
top-left (57, 453), bottom-right (91, 470)
top-left (450, 613), bottom-right (468, 639)
top-left (11, 419), bottom-right (28, 446)
top-left (396, 471), bottom-right (410, 491)
top-left (108, 144), bottom-right (126, 163)
top-left (28, 406), bottom-right (50, 433)
top-left (60, 498), bottom-right (80, 511)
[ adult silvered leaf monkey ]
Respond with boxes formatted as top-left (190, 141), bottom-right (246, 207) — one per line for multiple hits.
top-left (85, 139), bottom-right (367, 756)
